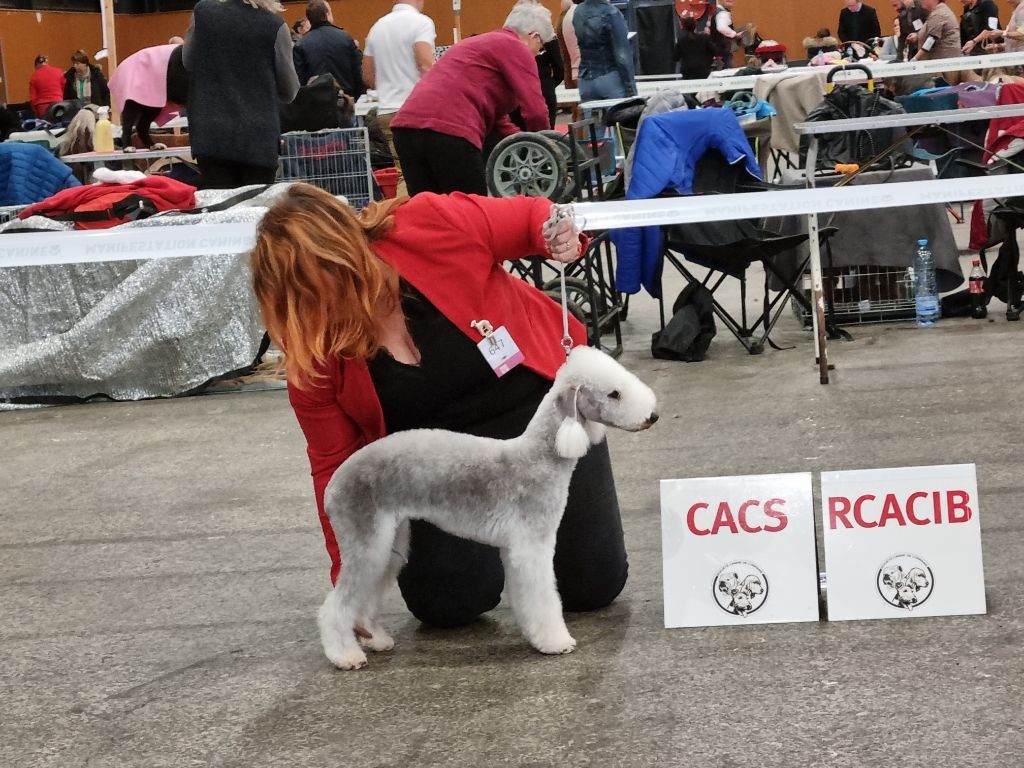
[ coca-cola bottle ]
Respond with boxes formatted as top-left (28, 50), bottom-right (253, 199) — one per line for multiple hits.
top-left (969, 258), bottom-right (987, 319)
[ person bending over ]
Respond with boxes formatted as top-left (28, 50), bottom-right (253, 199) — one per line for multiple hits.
top-left (390, 2), bottom-right (551, 195)
top-left (250, 185), bottom-right (629, 628)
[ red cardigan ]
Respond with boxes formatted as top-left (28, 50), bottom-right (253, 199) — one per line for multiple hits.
top-left (287, 193), bottom-right (587, 584)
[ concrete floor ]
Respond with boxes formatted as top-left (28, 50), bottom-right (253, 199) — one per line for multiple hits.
top-left (3, 254), bottom-right (1023, 767)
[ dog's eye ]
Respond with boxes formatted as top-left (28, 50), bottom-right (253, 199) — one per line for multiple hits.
top-left (608, 390), bottom-right (620, 400)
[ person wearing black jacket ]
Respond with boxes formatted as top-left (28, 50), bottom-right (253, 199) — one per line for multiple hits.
top-left (675, 16), bottom-right (716, 79)
top-left (294, 0), bottom-right (365, 98)
top-left (960, 0), bottom-right (1001, 53)
top-left (838, 0), bottom-right (882, 43)
top-left (537, 37), bottom-right (564, 128)
top-left (63, 50), bottom-right (110, 107)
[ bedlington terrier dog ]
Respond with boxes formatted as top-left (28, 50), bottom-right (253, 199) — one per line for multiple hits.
top-left (317, 345), bottom-right (658, 670)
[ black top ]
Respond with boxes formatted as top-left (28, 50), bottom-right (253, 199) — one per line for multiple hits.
top-left (675, 28), bottom-right (716, 79)
top-left (961, 0), bottom-right (1000, 46)
top-left (294, 22), bottom-right (366, 98)
top-left (62, 65), bottom-right (110, 107)
top-left (837, 3), bottom-right (882, 43)
top-left (367, 283), bottom-right (550, 436)
top-left (537, 38), bottom-right (565, 126)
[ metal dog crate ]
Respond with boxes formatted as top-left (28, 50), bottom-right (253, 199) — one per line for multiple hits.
top-left (279, 128), bottom-right (374, 209)
top-left (793, 265), bottom-right (917, 326)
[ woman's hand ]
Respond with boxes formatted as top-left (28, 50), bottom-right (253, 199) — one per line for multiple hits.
top-left (542, 209), bottom-right (584, 264)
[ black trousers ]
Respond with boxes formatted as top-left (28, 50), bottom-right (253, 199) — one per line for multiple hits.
top-left (397, 439), bottom-right (628, 628)
top-left (196, 156), bottom-right (278, 190)
top-left (391, 126), bottom-right (488, 196)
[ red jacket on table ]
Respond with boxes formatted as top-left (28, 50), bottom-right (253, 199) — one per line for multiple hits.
top-left (287, 193), bottom-right (588, 584)
top-left (391, 28), bottom-right (552, 148)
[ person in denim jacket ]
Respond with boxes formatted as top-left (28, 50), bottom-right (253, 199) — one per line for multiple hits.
top-left (573, 0), bottom-right (636, 101)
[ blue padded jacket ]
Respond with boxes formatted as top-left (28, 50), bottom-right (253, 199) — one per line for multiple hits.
top-left (610, 109), bottom-right (760, 298)
top-left (0, 143), bottom-right (80, 207)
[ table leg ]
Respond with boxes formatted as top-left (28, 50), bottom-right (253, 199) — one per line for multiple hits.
top-left (805, 138), bottom-right (830, 384)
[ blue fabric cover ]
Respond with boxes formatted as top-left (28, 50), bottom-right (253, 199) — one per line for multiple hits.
top-left (0, 142), bottom-right (80, 207)
top-left (610, 109), bottom-right (760, 298)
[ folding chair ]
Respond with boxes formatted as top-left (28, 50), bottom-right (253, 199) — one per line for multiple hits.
top-left (611, 109), bottom-right (836, 355)
top-left (662, 151), bottom-right (835, 353)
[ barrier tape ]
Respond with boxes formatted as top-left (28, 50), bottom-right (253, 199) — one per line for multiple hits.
top-left (6, 174), bottom-right (1024, 269)
top-left (0, 222), bottom-right (257, 268)
top-left (569, 51), bottom-right (1024, 106)
top-left (568, 175), bottom-right (1024, 231)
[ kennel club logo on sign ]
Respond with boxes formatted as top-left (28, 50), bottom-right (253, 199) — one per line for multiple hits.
top-left (660, 473), bottom-right (819, 628)
top-left (713, 561), bottom-right (769, 616)
top-left (821, 464), bottom-right (986, 622)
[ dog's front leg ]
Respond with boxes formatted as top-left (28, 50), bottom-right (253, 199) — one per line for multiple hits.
top-left (501, 537), bottom-right (576, 655)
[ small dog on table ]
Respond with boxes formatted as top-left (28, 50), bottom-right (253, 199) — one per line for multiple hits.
top-left (108, 41), bottom-right (188, 152)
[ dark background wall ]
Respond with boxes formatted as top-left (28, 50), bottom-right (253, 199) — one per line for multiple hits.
top-left (1, 1), bottom-right (895, 104)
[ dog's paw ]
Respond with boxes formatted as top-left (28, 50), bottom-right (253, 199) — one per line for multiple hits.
top-left (150, 142), bottom-right (167, 151)
top-left (533, 632), bottom-right (577, 655)
top-left (122, 146), bottom-right (137, 154)
top-left (325, 647), bottom-right (368, 670)
top-left (360, 630), bottom-right (395, 653)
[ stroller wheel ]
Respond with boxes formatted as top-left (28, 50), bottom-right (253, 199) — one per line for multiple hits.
top-left (542, 276), bottom-right (594, 319)
top-left (539, 130), bottom-right (573, 164)
top-left (486, 133), bottom-right (571, 202)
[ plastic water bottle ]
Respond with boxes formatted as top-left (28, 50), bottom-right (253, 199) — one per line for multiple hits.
top-left (969, 258), bottom-right (988, 319)
top-left (914, 239), bottom-right (939, 327)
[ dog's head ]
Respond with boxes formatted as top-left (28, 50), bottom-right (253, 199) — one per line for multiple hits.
top-left (553, 346), bottom-right (658, 459)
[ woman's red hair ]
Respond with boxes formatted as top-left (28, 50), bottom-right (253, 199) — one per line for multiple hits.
top-left (250, 183), bottom-right (407, 389)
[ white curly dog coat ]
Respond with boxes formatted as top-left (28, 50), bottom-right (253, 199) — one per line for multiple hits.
top-left (317, 346), bottom-right (658, 669)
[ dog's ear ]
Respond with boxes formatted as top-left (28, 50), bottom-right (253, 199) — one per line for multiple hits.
top-left (556, 416), bottom-right (590, 459)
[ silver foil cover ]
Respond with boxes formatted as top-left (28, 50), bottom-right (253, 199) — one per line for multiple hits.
top-left (0, 186), bottom-right (290, 402)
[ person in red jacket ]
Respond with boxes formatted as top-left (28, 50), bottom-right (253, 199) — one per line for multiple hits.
top-left (250, 184), bottom-right (628, 629)
top-left (390, 2), bottom-right (553, 195)
top-left (29, 55), bottom-right (66, 118)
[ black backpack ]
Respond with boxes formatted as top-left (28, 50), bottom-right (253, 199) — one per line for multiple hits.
top-left (651, 283), bottom-right (717, 362)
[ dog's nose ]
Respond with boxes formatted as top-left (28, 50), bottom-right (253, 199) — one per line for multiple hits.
top-left (646, 412), bottom-right (659, 426)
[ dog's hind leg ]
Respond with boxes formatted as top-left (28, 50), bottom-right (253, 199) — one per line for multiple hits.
top-left (358, 519), bottom-right (409, 653)
top-left (319, 514), bottom-right (400, 669)
top-left (318, 583), bottom-right (368, 670)
top-left (501, 535), bottom-right (576, 655)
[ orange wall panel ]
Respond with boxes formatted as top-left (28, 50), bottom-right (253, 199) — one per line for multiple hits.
top-left (1, 1), bottom-right (902, 104)
top-left (1, 10), bottom-right (104, 104)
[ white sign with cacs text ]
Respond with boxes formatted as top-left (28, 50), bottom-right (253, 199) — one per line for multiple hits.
top-left (821, 464), bottom-right (987, 621)
top-left (661, 473), bottom-right (820, 628)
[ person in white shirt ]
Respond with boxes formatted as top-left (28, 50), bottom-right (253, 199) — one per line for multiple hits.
top-left (362, 1), bottom-right (436, 195)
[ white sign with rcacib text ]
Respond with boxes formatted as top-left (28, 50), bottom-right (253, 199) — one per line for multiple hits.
top-left (821, 464), bottom-right (986, 621)
top-left (661, 473), bottom-right (820, 628)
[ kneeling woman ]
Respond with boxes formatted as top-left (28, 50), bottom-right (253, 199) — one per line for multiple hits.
top-left (251, 185), bottom-right (628, 628)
